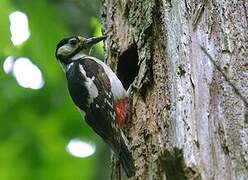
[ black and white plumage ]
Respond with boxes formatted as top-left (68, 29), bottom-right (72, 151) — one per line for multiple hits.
top-left (55, 35), bottom-right (135, 177)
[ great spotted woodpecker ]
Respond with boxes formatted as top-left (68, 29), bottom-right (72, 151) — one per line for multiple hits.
top-left (55, 35), bottom-right (135, 177)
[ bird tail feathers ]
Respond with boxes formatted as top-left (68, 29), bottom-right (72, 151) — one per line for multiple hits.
top-left (119, 142), bottom-right (135, 178)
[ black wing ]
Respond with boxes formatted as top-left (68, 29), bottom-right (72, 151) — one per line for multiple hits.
top-left (66, 57), bottom-right (135, 177)
top-left (77, 57), bottom-right (122, 152)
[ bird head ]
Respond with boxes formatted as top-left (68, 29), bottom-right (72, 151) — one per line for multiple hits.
top-left (55, 35), bottom-right (107, 66)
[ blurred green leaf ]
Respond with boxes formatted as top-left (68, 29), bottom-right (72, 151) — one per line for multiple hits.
top-left (90, 17), bottom-right (104, 55)
top-left (0, 0), bottom-right (109, 179)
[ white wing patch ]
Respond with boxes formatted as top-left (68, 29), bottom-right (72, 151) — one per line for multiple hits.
top-left (79, 64), bottom-right (99, 103)
top-left (84, 56), bottom-right (128, 101)
top-left (71, 53), bottom-right (127, 101)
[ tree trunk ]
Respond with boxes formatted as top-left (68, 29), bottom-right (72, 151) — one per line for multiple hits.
top-left (101, 0), bottom-right (248, 179)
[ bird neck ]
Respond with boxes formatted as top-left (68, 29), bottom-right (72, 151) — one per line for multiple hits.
top-left (63, 51), bottom-right (92, 72)
top-left (71, 50), bottom-right (91, 61)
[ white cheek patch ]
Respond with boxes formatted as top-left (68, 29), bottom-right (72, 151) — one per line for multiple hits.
top-left (57, 44), bottom-right (78, 57)
top-left (79, 64), bottom-right (99, 103)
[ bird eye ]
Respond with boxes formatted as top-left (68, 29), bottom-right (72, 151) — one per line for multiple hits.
top-left (69, 38), bottom-right (78, 45)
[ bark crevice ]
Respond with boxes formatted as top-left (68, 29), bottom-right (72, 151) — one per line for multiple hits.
top-left (102, 0), bottom-right (248, 179)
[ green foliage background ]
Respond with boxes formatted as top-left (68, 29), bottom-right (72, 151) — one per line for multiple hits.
top-left (0, 0), bottom-right (109, 179)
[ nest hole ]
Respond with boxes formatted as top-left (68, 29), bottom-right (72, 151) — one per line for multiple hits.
top-left (117, 44), bottom-right (139, 90)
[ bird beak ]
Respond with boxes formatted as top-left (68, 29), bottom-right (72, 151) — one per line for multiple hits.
top-left (78, 35), bottom-right (108, 48)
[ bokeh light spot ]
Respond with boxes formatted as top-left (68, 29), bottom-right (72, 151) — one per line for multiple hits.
top-left (9, 11), bottom-right (30, 45)
top-left (3, 56), bottom-right (14, 74)
top-left (13, 57), bottom-right (44, 89)
top-left (66, 138), bottom-right (95, 158)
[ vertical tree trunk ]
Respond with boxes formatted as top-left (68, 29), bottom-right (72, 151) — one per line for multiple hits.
top-left (102, 0), bottom-right (248, 179)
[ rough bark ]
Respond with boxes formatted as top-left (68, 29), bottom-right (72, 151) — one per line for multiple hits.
top-left (101, 0), bottom-right (248, 179)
